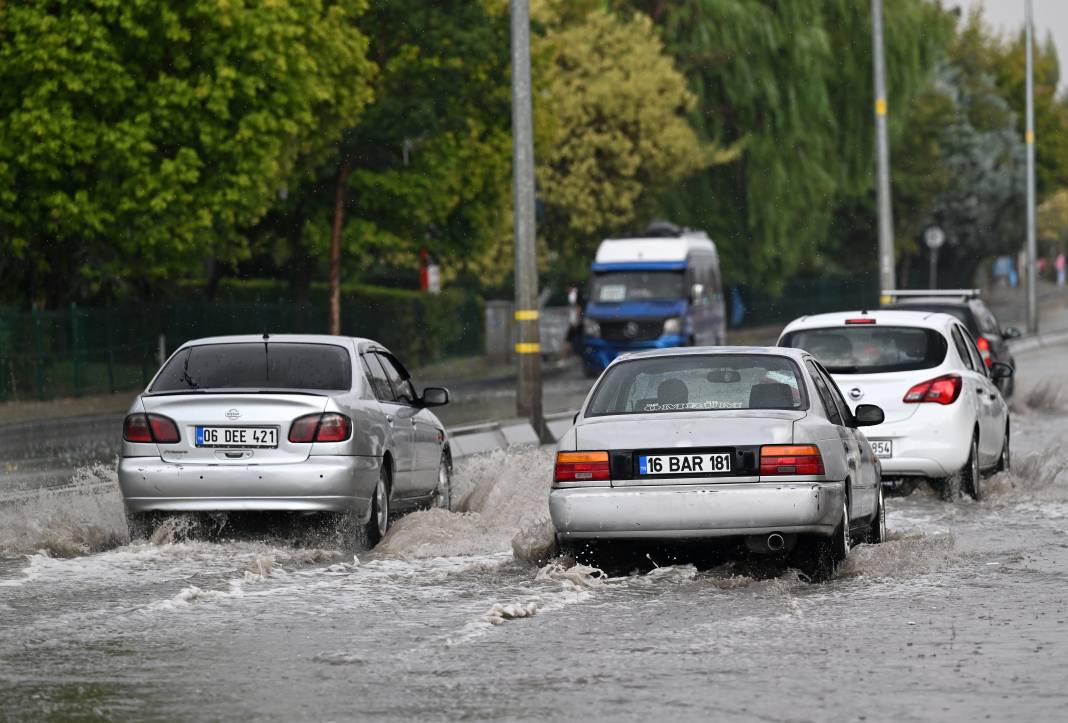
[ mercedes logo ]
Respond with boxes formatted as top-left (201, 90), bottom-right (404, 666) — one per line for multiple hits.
top-left (848, 388), bottom-right (863, 401)
top-left (623, 321), bottom-right (640, 339)
top-left (225, 408), bottom-right (241, 420)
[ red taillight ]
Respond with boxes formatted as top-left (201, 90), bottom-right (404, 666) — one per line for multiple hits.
top-left (123, 413), bottom-right (180, 444)
top-left (554, 451), bottom-right (610, 483)
top-left (845, 317), bottom-right (876, 325)
top-left (976, 336), bottom-right (993, 367)
top-left (288, 413), bottom-right (352, 443)
top-left (759, 445), bottom-right (824, 476)
top-left (903, 374), bottom-right (962, 405)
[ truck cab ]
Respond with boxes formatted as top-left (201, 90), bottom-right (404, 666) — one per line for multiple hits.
top-left (581, 223), bottom-right (726, 377)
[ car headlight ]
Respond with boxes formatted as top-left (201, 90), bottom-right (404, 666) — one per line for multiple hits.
top-left (583, 318), bottom-right (601, 337)
top-left (662, 317), bottom-right (683, 335)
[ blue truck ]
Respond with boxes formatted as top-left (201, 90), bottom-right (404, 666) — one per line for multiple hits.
top-left (581, 224), bottom-right (726, 377)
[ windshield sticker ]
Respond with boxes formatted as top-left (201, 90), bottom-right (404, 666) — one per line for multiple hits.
top-left (598, 284), bottom-right (626, 302)
top-left (641, 401), bottom-right (745, 411)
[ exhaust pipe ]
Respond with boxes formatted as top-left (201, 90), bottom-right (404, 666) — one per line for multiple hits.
top-left (766, 533), bottom-right (785, 552)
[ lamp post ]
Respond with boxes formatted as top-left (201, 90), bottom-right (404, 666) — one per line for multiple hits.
top-left (872, 0), bottom-right (896, 301)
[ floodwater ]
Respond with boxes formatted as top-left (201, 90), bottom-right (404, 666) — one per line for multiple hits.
top-left (2, 349), bottom-right (1068, 721)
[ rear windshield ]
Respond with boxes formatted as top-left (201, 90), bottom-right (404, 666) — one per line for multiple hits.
top-left (887, 303), bottom-right (972, 329)
top-left (781, 326), bottom-right (947, 374)
top-left (150, 343), bottom-right (352, 392)
top-left (585, 354), bottom-right (806, 417)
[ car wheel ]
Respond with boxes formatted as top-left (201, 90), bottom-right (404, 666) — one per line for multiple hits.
top-left (796, 501), bottom-right (848, 583)
top-left (360, 465), bottom-right (391, 548)
top-left (433, 453), bottom-right (452, 511)
top-left (865, 487), bottom-right (886, 544)
top-left (995, 423), bottom-right (1011, 474)
top-left (961, 433), bottom-right (982, 501)
top-left (126, 511), bottom-right (156, 542)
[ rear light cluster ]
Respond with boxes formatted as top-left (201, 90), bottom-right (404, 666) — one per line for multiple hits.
top-left (288, 413), bottom-right (352, 443)
top-left (123, 413), bottom-right (180, 444)
top-left (903, 374), bottom-right (962, 405)
top-left (759, 445), bottom-right (824, 476)
top-left (976, 336), bottom-right (993, 367)
top-left (554, 451), bottom-right (610, 483)
top-left (845, 317), bottom-right (876, 325)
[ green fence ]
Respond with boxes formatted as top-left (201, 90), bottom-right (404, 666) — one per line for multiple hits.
top-left (0, 289), bottom-right (483, 402)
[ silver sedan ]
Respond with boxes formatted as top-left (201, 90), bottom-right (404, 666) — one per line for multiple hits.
top-left (118, 334), bottom-right (451, 546)
top-left (549, 346), bottom-right (886, 580)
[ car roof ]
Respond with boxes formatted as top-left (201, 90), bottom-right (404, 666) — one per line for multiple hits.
top-left (608, 345), bottom-right (810, 365)
top-left (779, 309), bottom-right (961, 335)
top-left (174, 334), bottom-right (375, 349)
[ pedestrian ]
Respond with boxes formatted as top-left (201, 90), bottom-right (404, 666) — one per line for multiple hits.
top-left (1057, 252), bottom-right (1066, 288)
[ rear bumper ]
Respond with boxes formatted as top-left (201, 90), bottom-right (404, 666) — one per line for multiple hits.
top-left (549, 481), bottom-right (844, 540)
top-left (863, 408), bottom-right (972, 479)
top-left (118, 455), bottom-right (380, 515)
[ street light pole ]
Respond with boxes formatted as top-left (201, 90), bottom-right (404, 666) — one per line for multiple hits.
top-left (871, 0), bottom-right (896, 300)
top-left (510, 0), bottom-right (550, 442)
top-left (1025, 0), bottom-right (1039, 334)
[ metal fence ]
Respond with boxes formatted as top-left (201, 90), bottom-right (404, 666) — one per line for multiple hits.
top-left (0, 294), bottom-right (483, 402)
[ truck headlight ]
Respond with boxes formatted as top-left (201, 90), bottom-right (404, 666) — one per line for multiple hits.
top-left (662, 317), bottom-right (682, 335)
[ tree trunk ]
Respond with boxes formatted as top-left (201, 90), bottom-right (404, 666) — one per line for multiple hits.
top-left (329, 163), bottom-right (352, 335)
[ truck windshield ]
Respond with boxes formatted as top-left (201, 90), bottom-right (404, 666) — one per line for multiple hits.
top-left (590, 270), bottom-right (685, 303)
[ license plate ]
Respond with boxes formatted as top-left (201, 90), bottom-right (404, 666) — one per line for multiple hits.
top-left (195, 426), bottom-right (278, 448)
top-left (870, 440), bottom-right (892, 458)
top-left (638, 453), bottom-right (732, 476)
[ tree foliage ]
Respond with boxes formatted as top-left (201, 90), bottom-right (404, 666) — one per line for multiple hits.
top-left (624, 0), bottom-right (952, 291)
top-left (0, 0), bottom-right (375, 307)
top-left (532, 1), bottom-right (721, 272)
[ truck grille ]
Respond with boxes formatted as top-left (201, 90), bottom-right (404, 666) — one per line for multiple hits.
top-left (599, 320), bottom-right (663, 342)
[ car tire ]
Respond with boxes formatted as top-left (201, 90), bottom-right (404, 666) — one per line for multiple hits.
top-left (126, 510), bottom-right (156, 542)
top-left (433, 452), bottom-right (452, 511)
top-left (961, 433), bottom-right (982, 501)
top-left (865, 487), bottom-right (886, 544)
top-left (361, 464), bottom-right (391, 548)
top-left (796, 501), bottom-right (848, 583)
top-left (995, 423), bottom-right (1011, 474)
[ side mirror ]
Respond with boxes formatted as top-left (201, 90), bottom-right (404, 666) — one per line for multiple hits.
top-left (1001, 327), bottom-right (1021, 340)
top-left (573, 412), bottom-right (580, 424)
top-left (420, 386), bottom-right (450, 407)
top-left (691, 283), bottom-right (705, 305)
top-left (990, 362), bottom-right (1014, 380)
top-left (853, 404), bottom-right (885, 427)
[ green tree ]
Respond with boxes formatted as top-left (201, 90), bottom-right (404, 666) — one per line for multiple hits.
top-left (260, 0), bottom-right (515, 322)
top-left (0, 0), bottom-right (375, 308)
top-left (625, 0), bottom-right (952, 291)
top-left (532, 1), bottom-right (723, 275)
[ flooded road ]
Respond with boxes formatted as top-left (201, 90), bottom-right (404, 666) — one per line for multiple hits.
top-left (2, 347), bottom-right (1068, 720)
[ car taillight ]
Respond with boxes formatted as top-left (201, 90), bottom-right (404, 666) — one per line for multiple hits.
top-left (123, 413), bottom-right (180, 444)
top-left (903, 374), bottom-right (962, 405)
top-left (976, 336), bottom-right (993, 367)
top-left (760, 445), bottom-right (824, 476)
top-left (288, 413), bottom-right (352, 443)
top-left (845, 317), bottom-right (876, 324)
top-left (554, 451), bottom-right (610, 483)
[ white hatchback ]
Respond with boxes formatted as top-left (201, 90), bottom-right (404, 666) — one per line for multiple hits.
top-left (778, 310), bottom-right (1012, 500)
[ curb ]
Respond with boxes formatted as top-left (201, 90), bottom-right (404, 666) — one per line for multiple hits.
top-left (1007, 328), bottom-right (1068, 355)
top-left (448, 410), bottom-right (577, 459)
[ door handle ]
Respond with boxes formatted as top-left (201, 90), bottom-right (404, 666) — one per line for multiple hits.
top-left (386, 415), bottom-right (394, 425)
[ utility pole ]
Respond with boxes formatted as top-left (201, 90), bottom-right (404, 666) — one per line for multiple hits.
top-left (1025, 0), bottom-right (1038, 334)
top-left (510, 0), bottom-right (550, 442)
top-left (871, 0), bottom-right (896, 301)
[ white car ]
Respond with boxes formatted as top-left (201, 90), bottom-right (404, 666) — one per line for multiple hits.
top-left (778, 310), bottom-right (1012, 500)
